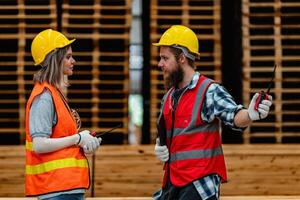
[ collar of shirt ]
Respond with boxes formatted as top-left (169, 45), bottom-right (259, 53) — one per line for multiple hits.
top-left (171, 72), bottom-right (200, 101)
top-left (187, 72), bottom-right (200, 89)
top-left (170, 72), bottom-right (200, 110)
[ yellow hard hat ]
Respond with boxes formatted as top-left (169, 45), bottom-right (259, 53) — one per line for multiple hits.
top-left (31, 29), bottom-right (75, 65)
top-left (153, 25), bottom-right (200, 57)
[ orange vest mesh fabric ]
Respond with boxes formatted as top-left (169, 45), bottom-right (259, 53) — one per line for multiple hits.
top-left (25, 82), bottom-right (89, 196)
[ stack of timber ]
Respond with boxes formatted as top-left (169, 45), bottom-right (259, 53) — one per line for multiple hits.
top-left (0, 144), bottom-right (299, 197)
top-left (242, 0), bottom-right (300, 143)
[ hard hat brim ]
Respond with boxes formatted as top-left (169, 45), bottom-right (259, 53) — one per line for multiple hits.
top-left (152, 42), bottom-right (162, 47)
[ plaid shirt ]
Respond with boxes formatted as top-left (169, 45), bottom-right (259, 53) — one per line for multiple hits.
top-left (187, 72), bottom-right (244, 130)
top-left (193, 174), bottom-right (221, 200)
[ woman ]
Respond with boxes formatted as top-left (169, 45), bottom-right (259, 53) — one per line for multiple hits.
top-left (25, 29), bottom-right (101, 200)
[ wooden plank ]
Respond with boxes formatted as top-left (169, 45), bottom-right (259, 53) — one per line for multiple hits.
top-left (1, 197), bottom-right (300, 200)
top-left (2, 145), bottom-right (300, 197)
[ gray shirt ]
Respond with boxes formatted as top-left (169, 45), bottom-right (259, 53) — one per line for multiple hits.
top-left (29, 89), bottom-right (57, 138)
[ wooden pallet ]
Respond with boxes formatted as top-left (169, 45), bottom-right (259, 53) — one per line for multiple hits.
top-left (61, 0), bottom-right (131, 144)
top-left (0, 0), bottom-right (131, 144)
top-left (149, 0), bottom-right (222, 142)
top-left (0, 0), bottom-right (57, 144)
top-left (242, 0), bottom-right (300, 143)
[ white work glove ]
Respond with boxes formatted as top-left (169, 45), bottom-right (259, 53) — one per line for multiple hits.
top-left (154, 138), bottom-right (169, 163)
top-left (248, 93), bottom-right (272, 121)
top-left (77, 130), bottom-right (101, 154)
top-left (83, 137), bottom-right (102, 154)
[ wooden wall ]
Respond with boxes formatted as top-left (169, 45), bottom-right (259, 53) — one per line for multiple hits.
top-left (1, 145), bottom-right (299, 197)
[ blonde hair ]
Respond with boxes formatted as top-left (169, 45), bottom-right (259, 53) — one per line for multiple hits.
top-left (33, 45), bottom-right (70, 90)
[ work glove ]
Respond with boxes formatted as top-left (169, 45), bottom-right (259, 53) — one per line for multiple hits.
top-left (77, 130), bottom-right (101, 154)
top-left (83, 137), bottom-right (102, 154)
top-left (154, 138), bottom-right (169, 162)
top-left (248, 93), bottom-right (272, 121)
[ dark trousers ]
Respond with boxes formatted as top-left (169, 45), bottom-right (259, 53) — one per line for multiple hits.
top-left (43, 193), bottom-right (85, 200)
top-left (158, 181), bottom-right (218, 200)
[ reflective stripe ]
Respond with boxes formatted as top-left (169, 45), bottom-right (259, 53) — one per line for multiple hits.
top-left (26, 141), bottom-right (33, 151)
top-left (167, 123), bottom-right (219, 138)
top-left (26, 158), bottom-right (88, 175)
top-left (189, 78), bottom-right (213, 127)
top-left (170, 146), bottom-right (223, 163)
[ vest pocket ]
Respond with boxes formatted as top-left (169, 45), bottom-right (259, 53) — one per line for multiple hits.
top-left (175, 114), bottom-right (191, 128)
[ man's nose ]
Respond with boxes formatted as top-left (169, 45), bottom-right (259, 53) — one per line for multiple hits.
top-left (158, 60), bottom-right (164, 69)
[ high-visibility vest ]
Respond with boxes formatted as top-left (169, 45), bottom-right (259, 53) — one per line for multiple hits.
top-left (25, 82), bottom-right (89, 196)
top-left (161, 75), bottom-right (227, 187)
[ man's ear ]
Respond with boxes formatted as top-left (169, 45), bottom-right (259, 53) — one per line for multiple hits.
top-left (178, 53), bottom-right (186, 64)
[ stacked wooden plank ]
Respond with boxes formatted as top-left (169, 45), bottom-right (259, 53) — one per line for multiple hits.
top-left (0, 0), bottom-right (57, 143)
top-left (61, 0), bottom-right (131, 143)
top-left (2, 197), bottom-right (300, 200)
top-left (150, 0), bottom-right (222, 142)
top-left (242, 0), bottom-right (300, 143)
top-left (1, 145), bottom-right (300, 197)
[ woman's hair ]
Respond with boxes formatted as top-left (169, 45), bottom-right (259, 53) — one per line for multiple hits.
top-left (33, 45), bottom-right (70, 89)
top-left (169, 47), bottom-right (195, 69)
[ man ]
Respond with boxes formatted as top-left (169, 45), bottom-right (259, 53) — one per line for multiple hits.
top-left (152, 25), bottom-right (272, 200)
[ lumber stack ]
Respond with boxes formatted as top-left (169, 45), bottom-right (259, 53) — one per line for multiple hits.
top-left (0, 0), bottom-right (57, 144)
top-left (242, 0), bottom-right (300, 143)
top-left (1, 144), bottom-right (299, 197)
top-left (0, 0), bottom-right (131, 144)
top-left (61, 0), bottom-right (131, 144)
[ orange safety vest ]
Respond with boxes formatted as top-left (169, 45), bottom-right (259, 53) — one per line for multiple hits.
top-left (161, 75), bottom-right (227, 187)
top-left (25, 82), bottom-right (89, 196)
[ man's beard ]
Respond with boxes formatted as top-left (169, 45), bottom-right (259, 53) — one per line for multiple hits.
top-left (164, 62), bottom-right (184, 90)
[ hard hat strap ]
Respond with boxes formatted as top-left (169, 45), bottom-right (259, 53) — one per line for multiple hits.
top-left (172, 45), bottom-right (196, 61)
